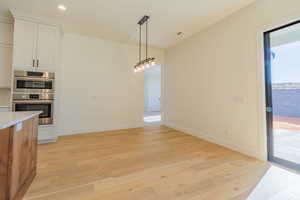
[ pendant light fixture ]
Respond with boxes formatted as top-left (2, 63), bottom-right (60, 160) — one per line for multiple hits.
top-left (134, 15), bottom-right (156, 73)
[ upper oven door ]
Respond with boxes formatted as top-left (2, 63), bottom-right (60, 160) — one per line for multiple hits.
top-left (14, 77), bottom-right (55, 93)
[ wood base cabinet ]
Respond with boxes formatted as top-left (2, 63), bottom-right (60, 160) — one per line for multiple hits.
top-left (0, 117), bottom-right (38, 200)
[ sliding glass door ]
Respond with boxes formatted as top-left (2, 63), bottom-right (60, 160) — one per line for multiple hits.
top-left (265, 20), bottom-right (300, 170)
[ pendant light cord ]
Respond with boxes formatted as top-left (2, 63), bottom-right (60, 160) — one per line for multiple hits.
top-left (135, 15), bottom-right (154, 71)
top-left (139, 25), bottom-right (142, 63)
top-left (146, 20), bottom-right (148, 60)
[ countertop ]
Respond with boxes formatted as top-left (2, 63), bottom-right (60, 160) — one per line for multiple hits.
top-left (0, 111), bottom-right (42, 129)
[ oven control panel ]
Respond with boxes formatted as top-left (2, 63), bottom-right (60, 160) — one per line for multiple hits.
top-left (13, 93), bottom-right (54, 101)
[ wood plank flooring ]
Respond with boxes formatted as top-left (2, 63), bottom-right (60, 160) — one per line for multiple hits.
top-left (24, 126), bottom-right (271, 200)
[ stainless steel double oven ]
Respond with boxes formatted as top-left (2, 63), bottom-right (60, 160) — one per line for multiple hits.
top-left (12, 71), bottom-right (55, 125)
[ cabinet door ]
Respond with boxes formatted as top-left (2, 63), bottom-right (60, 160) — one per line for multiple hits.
top-left (0, 21), bottom-right (13, 45)
top-left (13, 19), bottom-right (37, 69)
top-left (36, 24), bottom-right (58, 71)
top-left (9, 118), bottom-right (36, 200)
top-left (29, 117), bottom-right (38, 173)
top-left (0, 128), bottom-right (11, 200)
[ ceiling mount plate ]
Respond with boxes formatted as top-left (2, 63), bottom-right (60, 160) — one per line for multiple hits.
top-left (138, 15), bottom-right (150, 25)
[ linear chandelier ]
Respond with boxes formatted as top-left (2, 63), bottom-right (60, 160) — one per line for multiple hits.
top-left (134, 15), bottom-right (156, 73)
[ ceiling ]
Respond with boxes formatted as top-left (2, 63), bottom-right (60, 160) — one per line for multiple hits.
top-left (0, 0), bottom-right (256, 48)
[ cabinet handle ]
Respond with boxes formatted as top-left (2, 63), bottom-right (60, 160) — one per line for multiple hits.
top-left (33, 59), bottom-right (35, 67)
top-left (37, 60), bottom-right (39, 68)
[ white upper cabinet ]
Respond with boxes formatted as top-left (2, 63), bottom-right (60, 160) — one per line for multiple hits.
top-left (0, 20), bottom-right (13, 45)
top-left (0, 18), bottom-right (13, 88)
top-left (0, 46), bottom-right (12, 88)
top-left (36, 24), bottom-right (58, 70)
top-left (13, 19), bottom-right (37, 69)
top-left (13, 19), bottom-right (59, 72)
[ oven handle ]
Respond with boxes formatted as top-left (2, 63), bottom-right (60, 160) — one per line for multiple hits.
top-left (13, 100), bottom-right (53, 104)
top-left (15, 77), bottom-right (55, 81)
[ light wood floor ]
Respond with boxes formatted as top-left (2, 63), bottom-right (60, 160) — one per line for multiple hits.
top-left (24, 126), bottom-right (271, 200)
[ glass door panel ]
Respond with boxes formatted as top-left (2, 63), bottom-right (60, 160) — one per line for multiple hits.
top-left (265, 21), bottom-right (300, 170)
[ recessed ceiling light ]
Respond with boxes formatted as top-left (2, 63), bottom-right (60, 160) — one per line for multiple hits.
top-left (58, 4), bottom-right (67, 11)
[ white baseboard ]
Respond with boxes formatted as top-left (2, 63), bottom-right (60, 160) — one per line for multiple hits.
top-left (57, 123), bottom-right (144, 137)
top-left (165, 122), bottom-right (260, 159)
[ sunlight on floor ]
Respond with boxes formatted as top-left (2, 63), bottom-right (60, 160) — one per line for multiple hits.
top-left (247, 166), bottom-right (300, 200)
top-left (144, 112), bottom-right (161, 125)
top-left (273, 129), bottom-right (300, 165)
top-left (144, 115), bottom-right (161, 123)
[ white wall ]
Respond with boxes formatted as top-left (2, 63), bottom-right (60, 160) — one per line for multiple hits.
top-left (164, 0), bottom-right (300, 160)
top-left (144, 66), bottom-right (161, 112)
top-left (58, 33), bottom-right (164, 135)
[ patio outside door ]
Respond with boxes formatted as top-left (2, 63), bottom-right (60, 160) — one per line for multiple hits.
top-left (265, 20), bottom-right (300, 171)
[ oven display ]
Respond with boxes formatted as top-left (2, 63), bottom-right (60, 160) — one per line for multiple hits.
top-left (29, 94), bottom-right (39, 99)
top-left (27, 71), bottom-right (44, 77)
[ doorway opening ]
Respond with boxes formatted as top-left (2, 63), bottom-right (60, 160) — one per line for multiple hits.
top-left (264, 20), bottom-right (300, 170)
top-left (144, 65), bottom-right (161, 125)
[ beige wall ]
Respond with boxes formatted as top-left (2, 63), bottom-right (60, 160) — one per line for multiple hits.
top-left (164, 0), bottom-right (300, 160)
top-left (57, 33), bottom-right (164, 135)
top-left (0, 16), bottom-right (12, 106)
top-left (0, 88), bottom-right (10, 105)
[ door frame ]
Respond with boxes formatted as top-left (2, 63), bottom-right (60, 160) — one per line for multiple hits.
top-left (264, 19), bottom-right (300, 171)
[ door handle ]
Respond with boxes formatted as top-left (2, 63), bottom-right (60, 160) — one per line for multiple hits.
top-left (37, 59), bottom-right (39, 68)
top-left (266, 107), bottom-right (272, 113)
top-left (33, 59), bottom-right (35, 68)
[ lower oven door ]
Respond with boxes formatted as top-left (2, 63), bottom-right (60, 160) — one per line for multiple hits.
top-left (13, 100), bottom-right (53, 125)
